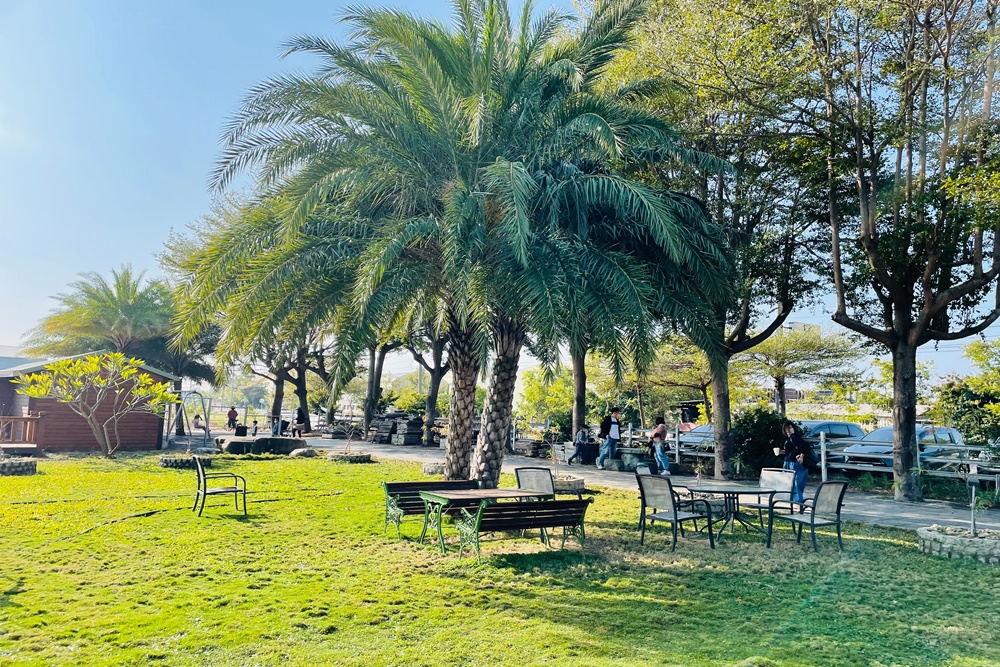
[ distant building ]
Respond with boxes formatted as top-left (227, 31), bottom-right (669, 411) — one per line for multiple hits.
top-left (0, 353), bottom-right (177, 454)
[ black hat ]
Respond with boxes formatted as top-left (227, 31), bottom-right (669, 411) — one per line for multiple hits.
top-left (611, 407), bottom-right (621, 413)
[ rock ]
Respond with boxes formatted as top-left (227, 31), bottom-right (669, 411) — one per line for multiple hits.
top-left (289, 448), bottom-right (317, 457)
top-left (327, 452), bottom-right (373, 464)
top-left (604, 460), bottom-right (626, 472)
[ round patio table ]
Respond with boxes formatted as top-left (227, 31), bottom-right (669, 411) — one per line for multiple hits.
top-left (673, 483), bottom-right (776, 540)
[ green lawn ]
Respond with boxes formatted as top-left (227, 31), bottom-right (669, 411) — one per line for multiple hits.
top-left (1, 455), bottom-right (998, 667)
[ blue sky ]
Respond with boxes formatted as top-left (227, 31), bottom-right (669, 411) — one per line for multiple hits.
top-left (0, 0), bottom-right (575, 346)
top-left (0, 0), bottom-right (987, 378)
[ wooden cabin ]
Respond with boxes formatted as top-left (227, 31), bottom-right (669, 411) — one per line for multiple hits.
top-left (0, 354), bottom-right (178, 454)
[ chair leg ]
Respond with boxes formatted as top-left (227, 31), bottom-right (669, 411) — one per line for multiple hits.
top-left (795, 523), bottom-right (802, 543)
top-left (706, 519), bottom-right (715, 549)
top-left (757, 509), bottom-right (763, 529)
top-left (679, 522), bottom-right (686, 537)
top-left (192, 493), bottom-right (200, 512)
top-left (242, 490), bottom-right (247, 516)
top-left (234, 492), bottom-right (239, 510)
top-left (197, 492), bottom-right (207, 517)
top-left (639, 516), bottom-right (646, 546)
top-left (811, 525), bottom-right (819, 552)
top-left (670, 522), bottom-right (678, 552)
top-left (836, 521), bottom-right (844, 551)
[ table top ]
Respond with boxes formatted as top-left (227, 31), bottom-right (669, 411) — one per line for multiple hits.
top-left (674, 483), bottom-right (775, 495)
top-left (419, 489), bottom-right (553, 502)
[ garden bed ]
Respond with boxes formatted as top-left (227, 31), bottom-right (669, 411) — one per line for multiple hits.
top-left (159, 456), bottom-right (211, 470)
top-left (917, 525), bottom-right (1000, 565)
top-left (0, 457), bottom-right (36, 476)
top-left (327, 452), bottom-right (373, 464)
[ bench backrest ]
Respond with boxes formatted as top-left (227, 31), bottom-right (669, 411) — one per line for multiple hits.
top-left (759, 467), bottom-right (795, 493)
top-left (812, 481), bottom-right (848, 519)
top-left (383, 479), bottom-right (480, 514)
top-left (636, 474), bottom-right (679, 515)
top-left (475, 498), bottom-right (592, 533)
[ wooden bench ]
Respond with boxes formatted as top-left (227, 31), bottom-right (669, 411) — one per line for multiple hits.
top-left (455, 498), bottom-right (593, 561)
top-left (383, 479), bottom-right (480, 537)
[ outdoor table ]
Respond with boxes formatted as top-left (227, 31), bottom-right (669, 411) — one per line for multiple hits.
top-left (673, 483), bottom-right (777, 540)
top-left (419, 488), bottom-right (552, 553)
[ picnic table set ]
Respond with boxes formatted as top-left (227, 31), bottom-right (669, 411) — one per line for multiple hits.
top-left (380, 466), bottom-right (848, 560)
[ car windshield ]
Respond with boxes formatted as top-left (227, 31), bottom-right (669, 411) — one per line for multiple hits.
top-left (860, 427), bottom-right (894, 443)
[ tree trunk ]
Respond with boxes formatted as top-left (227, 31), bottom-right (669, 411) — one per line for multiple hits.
top-left (172, 379), bottom-right (187, 436)
top-left (710, 359), bottom-right (734, 478)
top-left (636, 383), bottom-right (647, 429)
top-left (293, 377), bottom-right (311, 433)
top-left (775, 376), bottom-right (787, 417)
top-left (892, 343), bottom-right (923, 501)
top-left (445, 327), bottom-right (480, 480)
top-left (424, 369), bottom-right (443, 447)
top-left (363, 346), bottom-right (378, 433)
top-left (471, 319), bottom-right (526, 488)
top-left (270, 379), bottom-right (285, 431)
top-left (701, 387), bottom-right (712, 422)
top-left (571, 345), bottom-right (587, 436)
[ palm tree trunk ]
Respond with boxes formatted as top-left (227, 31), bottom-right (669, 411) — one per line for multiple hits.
top-left (571, 342), bottom-right (587, 436)
top-left (471, 318), bottom-right (526, 488)
top-left (445, 327), bottom-right (480, 480)
top-left (270, 379), bottom-right (284, 431)
top-left (363, 345), bottom-right (378, 433)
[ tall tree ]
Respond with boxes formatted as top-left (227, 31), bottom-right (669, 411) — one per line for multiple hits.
top-left (741, 328), bottom-right (864, 415)
top-left (212, 0), bottom-right (730, 486)
top-left (25, 265), bottom-right (172, 357)
top-left (609, 0), bottom-right (827, 477)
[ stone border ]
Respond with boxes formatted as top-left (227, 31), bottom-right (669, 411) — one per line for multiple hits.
top-left (422, 462), bottom-right (446, 476)
top-left (0, 458), bottom-right (36, 476)
top-left (554, 475), bottom-right (585, 493)
top-left (159, 456), bottom-right (212, 470)
top-left (327, 452), bottom-right (373, 464)
top-left (917, 527), bottom-right (1000, 565)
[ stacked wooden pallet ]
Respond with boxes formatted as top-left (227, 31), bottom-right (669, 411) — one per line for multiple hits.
top-left (370, 413), bottom-right (404, 444)
top-left (512, 438), bottom-right (550, 458)
top-left (391, 416), bottom-right (424, 446)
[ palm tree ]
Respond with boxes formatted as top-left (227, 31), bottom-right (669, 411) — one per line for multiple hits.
top-left (25, 265), bottom-right (171, 357)
top-left (211, 0), bottom-right (731, 485)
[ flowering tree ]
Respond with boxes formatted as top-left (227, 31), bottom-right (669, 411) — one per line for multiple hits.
top-left (15, 353), bottom-right (177, 457)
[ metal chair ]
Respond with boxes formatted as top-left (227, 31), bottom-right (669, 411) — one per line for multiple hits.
top-left (514, 467), bottom-right (557, 499)
top-left (741, 468), bottom-right (796, 527)
top-left (767, 481), bottom-right (848, 551)
top-left (192, 455), bottom-right (247, 517)
top-left (636, 474), bottom-right (715, 550)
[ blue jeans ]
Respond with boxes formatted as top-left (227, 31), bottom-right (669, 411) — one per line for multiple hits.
top-left (568, 443), bottom-right (585, 464)
top-left (654, 442), bottom-right (671, 473)
top-left (597, 438), bottom-right (618, 467)
top-left (784, 460), bottom-right (808, 504)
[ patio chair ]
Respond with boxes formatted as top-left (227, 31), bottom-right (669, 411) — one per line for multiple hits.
top-left (636, 474), bottom-right (715, 551)
top-left (192, 455), bottom-right (247, 517)
top-left (766, 481), bottom-right (847, 551)
top-left (514, 467), bottom-right (556, 499)
top-left (741, 468), bottom-right (796, 527)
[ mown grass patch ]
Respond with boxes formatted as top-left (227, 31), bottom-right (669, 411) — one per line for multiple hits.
top-left (1, 454), bottom-right (998, 666)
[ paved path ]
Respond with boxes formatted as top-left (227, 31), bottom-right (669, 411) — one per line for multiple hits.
top-left (312, 439), bottom-right (1000, 532)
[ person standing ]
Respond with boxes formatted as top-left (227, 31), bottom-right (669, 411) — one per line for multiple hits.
top-left (781, 422), bottom-right (810, 504)
top-left (597, 407), bottom-right (622, 470)
top-left (226, 406), bottom-right (239, 432)
top-left (292, 407), bottom-right (307, 438)
top-left (568, 425), bottom-right (588, 465)
top-left (650, 417), bottom-right (670, 474)
top-left (251, 420), bottom-right (259, 437)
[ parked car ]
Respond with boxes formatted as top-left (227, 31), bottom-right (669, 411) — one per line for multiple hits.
top-left (677, 424), bottom-right (714, 451)
top-left (799, 420), bottom-right (867, 442)
top-left (841, 424), bottom-right (964, 467)
top-left (798, 420), bottom-right (867, 467)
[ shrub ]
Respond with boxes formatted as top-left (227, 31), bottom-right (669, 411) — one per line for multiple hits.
top-left (731, 407), bottom-right (786, 475)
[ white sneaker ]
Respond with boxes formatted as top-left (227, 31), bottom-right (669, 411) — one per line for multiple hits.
top-left (596, 465), bottom-right (604, 470)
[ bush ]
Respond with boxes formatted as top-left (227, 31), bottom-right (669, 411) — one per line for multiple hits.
top-left (731, 407), bottom-right (785, 475)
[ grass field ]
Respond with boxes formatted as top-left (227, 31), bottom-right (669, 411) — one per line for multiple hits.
top-left (1, 454), bottom-right (998, 667)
